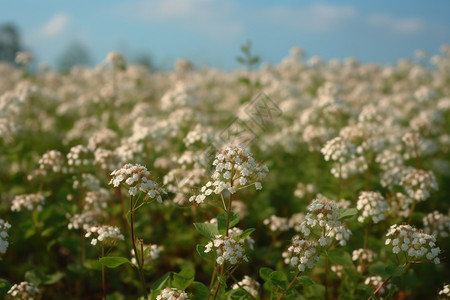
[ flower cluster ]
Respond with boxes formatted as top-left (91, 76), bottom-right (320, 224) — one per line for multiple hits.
top-left (84, 189), bottom-right (110, 211)
top-left (110, 163), bottom-right (167, 202)
top-left (85, 225), bottom-right (124, 247)
top-left (156, 287), bottom-right (189, 300)
top-left (67, 211), bottom-right (99, 231)
top-left (423, 211), bottom-right (450, 238)
top-left (0, 219), bottom-right (11, 254)
top-left (387, 192), bottom-right (412, 219)
top-left (39, 150), bottom-right (66, 173)
top-left (7, 281), bottom-right (40, 299)
top-left (72, 173), bottom-right (101, 191)
top-left (385, 224), bottom-right (441, 264)
top-left (190, 146), bottom-right (268, 204)
top-left (289, 213), bottom-right (306, 232)
top-left (282, 236), bottom-right (319, 272)
top-left (106, 51), bottom-right (127, 70)
top-left (228, 227), bottom-right (256, 250)
top-left (321, 137), bottom-right (356, 164)
top-left (356, 191), bottom-right (387, 224)
top-left (131, 243), bottom-right (163, 266)
top-left (400, 169), bottom-right (438, 202)
top-left (11, 193), bottom-right (45, 212)
top-left (439, 284), bottom-right (450, 298)
top-left (294, 182), bottom-right (315, 199)
top-left (263, 215), bottom-right (290, 232)
top-left (94, 148), bottom-right (121, 171)
top-left (15, 51), bottom-right (33, 65)
top-left (67, 145), bottom-right (93, 169)
top-left (232, 276), bottom-right (260, 298)
top-left (352, 248), bottom-right (376, 273)
top-left (364, 276), bottom-right (392, 295)
top-left (299, 196), bottom-right (351, 246)
top-left (205, 235), bottom-right (249, 266)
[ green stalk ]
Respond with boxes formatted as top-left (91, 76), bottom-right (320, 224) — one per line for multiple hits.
top-left (325, 256), bottom-right (330, 300)
top-left (337, 162), bottom-right (342, 200)
top-left (129, 196), bottom-right (148, 300)
top-left (277, 270), bottom-right (302, 300)
top-left (364, 221), bottom-right (371, 249)
top-left (102, 247), bottom-right (106, 300)
top-left (408, 199), bottom-right (416, 224)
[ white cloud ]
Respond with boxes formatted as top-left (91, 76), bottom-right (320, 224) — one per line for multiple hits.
top-left (39, 13), bottom-right (70, 38)
top-left (114, 0), bottom-right (243, 41)
top-left (264, 3), bottom-right (357, 33)
top-left (368, 14), bottom-right (425, 35)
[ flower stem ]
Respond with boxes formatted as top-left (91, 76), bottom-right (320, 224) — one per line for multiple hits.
top-left (368, 275), bottom-right (392, 300)
top-left (129, 196), bottom-right (148, 299)
top-left (277, 270), bottom-right (302, 300)
top-left (102, 247), bottom-right (106, 300)
top-left (325, 256), bottom-right (329, 300)
top-left (364, 221), bottom-right (371, 249)
top-left (337, 163), bottom-right (342, 199)
top-left (408, 199), bottom-right (416, 224)
top-left (230, 274), bottom-right (257, 300)
top-left (213, 281), bottom-right (222, 300)
top-left (225, 192), bottom-right (233, 237)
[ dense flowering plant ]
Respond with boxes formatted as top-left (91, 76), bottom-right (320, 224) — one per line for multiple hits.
top-left (110, 163), bottom-right (167, 202)
top-left (299, 196), bottom-right (352, 246)
top-left (385, 224), bottom-right (441, 264)
top-left (190, 145), bottom-right (268, 204)
top-left (1, 44), bottom-right (449, 299)
top-left (282, 236), bottom-right (319, 272)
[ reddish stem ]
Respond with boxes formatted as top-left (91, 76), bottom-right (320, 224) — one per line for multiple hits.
top-left (277, 270), bottom-right (302, 300)
top-left (368, 275), bottom-right (392, 300)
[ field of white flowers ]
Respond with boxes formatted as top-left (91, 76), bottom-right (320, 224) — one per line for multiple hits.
top-left (1, 46), bottom-right (450, 299)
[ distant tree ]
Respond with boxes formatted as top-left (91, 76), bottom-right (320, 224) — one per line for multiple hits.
top-left (0, 23), bottom-right (22, 64)
top-left (131, 52), bottom-right (156, 70)
top-left (57, 41), bottom-right (91, 72)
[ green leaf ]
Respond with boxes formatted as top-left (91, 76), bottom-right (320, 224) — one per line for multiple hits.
top-left (251, 57), bottom-right (260, 65)
top-left (25, 270), bottom-right (64, 286)
top-left (43, 272), bottom-right (64, 285)
top-left (236, 57), bottom-right (245, 64)
top-left (227, 288), bottom-right (252, 299)
top-left (99, 257), bottom-right (131, 269)
top-left (84, 259), bottom-right (102, 271)
top-left (385, 265), bottom-right (405, 277)
top-left (368, 262), bottom-right (389, 277)
top-left (106, 291), bottom-right (125, 300)
top-left (259, 267), bottom-right (274, 281)
top-left (172, 267), bottom-right (195, 290)
top-left (218, 274), bottom-right (228, 288)
top-left (151, 272), bottom-right (171, 291)
top-left (191, 282), bottom-right (210, 300)
top-left (238, 77), bottom-right (250, 86)
top-left (328, 249), bottom-right (353, 267)
top-left (217, 212), bottom-right (239, 233)
top-left (238, 228), bottom-right (255, 240)
top-left (25, 270), bottom-right (47, 285)
top-left (41, 226), bottom-right (56, 237)
top-left (196, 244), bottom-right (216, 261)
top-left (338, 208), bottom-right (358, 220)
top-left (357, 283), bottom-right (377, 298)
top-left (194, 223), bottom-right (219, 239)
top-left (0, 278), bottom-right (12, 293)
top-left (269, 271), bottom-right (287, 290)
top-left (297, 276), bottom-right (315, 286)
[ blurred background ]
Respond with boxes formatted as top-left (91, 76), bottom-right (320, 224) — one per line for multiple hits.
top-left (1, 0), bottom-right (450, 71)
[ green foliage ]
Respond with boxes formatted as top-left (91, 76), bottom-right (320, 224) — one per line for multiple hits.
top-left (217, 211), bottom-right (240, 233)
top-left (194, 222), bottom-right (219, 239)
top-left (99, 257), bottom-right (131, 269)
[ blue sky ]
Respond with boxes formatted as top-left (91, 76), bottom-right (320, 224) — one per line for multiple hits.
top-left (1, 0), bottom-right (450, 70)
